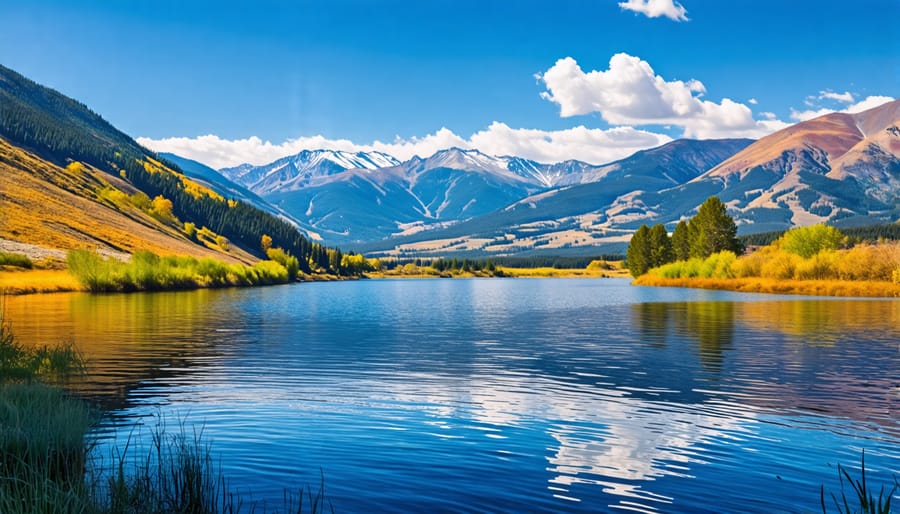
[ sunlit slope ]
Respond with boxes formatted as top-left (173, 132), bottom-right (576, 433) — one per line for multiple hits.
top-left (0, 64), bottom-right (321, 264)
top-left (0, 138), bottom-right (255, 262)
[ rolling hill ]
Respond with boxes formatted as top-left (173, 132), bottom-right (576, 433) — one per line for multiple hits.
top-left (0, 64), bottom-right (331, 269)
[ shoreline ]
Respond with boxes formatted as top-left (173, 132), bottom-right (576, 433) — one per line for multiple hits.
top-left (0, 268), bottom-right (351, 296)
top-left (7, 267), bottom-right (900, 298)
top-left (2, 266), bottom-right (630, 296)
top-left (633, 275), bottom-right (900, 298)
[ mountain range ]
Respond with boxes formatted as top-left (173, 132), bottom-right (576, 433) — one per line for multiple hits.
top-left (2, 61), bottom-right (897, 262)
top-left (216, 98), bottom-right (899, 257)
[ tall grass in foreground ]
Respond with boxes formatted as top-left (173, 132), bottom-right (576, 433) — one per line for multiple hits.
top-left (821, 450), bottom-right (898, 514)
top-left (67, 249), bottom-right (290, 293)
top-left (0, 305), bottom-right (85, 382)
top-left (0, 383), bottom-right (95, 513)
top-left (0, 309), bottom-right (333, 513)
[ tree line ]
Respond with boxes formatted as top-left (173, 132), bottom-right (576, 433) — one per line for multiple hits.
top-left (627, 196), bottom-right (743, 277)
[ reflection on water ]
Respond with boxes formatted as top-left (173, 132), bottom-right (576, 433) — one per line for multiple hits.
top-left (5, 280), bottom-right (900, 513)
top-left (633, 302), bottom-right (736, 369)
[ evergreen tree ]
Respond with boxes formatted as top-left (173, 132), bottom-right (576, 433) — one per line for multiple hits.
top-left (648, 224), bottom-right (673, 268)
top-left (689, 196), bottom-right (742, 258)
top-left (626, 225), bottom-right (652, 277)
top-left (671, 220), bottom-right (691, 261)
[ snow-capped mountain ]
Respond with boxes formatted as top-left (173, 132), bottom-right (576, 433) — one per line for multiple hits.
top-left (220, 149), bottom-right (401, 195)
top-left (206, 100), bottom-right (900, 254)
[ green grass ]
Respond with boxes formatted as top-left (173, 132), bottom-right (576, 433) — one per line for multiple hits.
top-left (0, 382), bottom-right (96, 513)
top-left (0, 251), bottom-right (33, 269)
top-left (67, 249), bottom-right (291, 293)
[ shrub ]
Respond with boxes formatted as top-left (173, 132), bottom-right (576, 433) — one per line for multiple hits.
top-left (779, 224), bottom-right (844, 258)
top-left (0, 251), bottom-right (33, 269)
top-left (837, 243), bottom-right (900, 281)
top-left (67, 249), bottom-right (124, 292)
top-left (267, 247), bottom-right (300, 280)
top-left (760, 251), bottom-right (801, 280)
top-left (794, 250), bottom-right (839, 280)
top-left (699, 251), bottom-right (736, 278)
top-left (67, 249), bottom-right (292, 292)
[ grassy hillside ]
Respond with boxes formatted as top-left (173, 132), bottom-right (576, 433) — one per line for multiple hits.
top-left (0, 138), bottom-right (255, 262)
top-left (0, 64), bottom-right (337, 272)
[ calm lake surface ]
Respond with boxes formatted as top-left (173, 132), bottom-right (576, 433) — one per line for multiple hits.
top-left (6, 278), bottom-right (899, 513)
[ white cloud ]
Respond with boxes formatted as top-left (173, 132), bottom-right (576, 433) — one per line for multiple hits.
top-left (468, 122), bottom-right (671, 164)
top-left (748, 98), bottom-right (758, 105)
top-left (618, 0), bottom-right (688, 21)
top-left (537, 53), bottom-right (789, 139)
top-left (818, 90), bottom-right (854, 103)
top-left (843, 95), bottom-right (894, 113)
top-left (138, 124), bottom-right (672, 169)
top-left (789, 95), bottom-right (895, 121)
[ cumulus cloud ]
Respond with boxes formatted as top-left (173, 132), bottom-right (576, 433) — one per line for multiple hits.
top-left (748, 98), bottom-right (758, 105)
top-left (468, 122), bottom-right (671, 164)
top-left (789, 95), bottom-right (895, 121)
top-left (537, 53), bottom-right (789, 139)
top-left (618, 0), bottom-right (688, 21)
top-left (818, 90), bottom-right (854, 103)
top-left (138, 124), bottom-right (672, 169)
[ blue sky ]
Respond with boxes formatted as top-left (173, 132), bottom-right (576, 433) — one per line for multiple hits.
top-left (1, 0), bottom-right (897, 167)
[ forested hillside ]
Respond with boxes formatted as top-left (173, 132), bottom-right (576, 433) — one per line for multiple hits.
top-left (0, 64), bottom-right (344, 273)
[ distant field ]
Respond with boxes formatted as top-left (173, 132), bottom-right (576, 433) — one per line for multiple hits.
top-left (498, 265), bottom-right (629, 278)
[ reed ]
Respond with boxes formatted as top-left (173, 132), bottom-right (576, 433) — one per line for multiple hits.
top-left (821, 450), bottom-right (898, 514)
top-left (0, 310), bottom-right (333, 513)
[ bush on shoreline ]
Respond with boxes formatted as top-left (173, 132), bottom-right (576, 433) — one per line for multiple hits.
top-left (644, 227), bottom-right (900, 285)
top-left (66, 249), bottom-right (292, 293)
top-left (0, 251), bottom-right (34, 269)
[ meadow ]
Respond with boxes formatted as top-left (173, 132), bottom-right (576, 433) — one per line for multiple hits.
top-left (635, 233), bottom-right (900, 297)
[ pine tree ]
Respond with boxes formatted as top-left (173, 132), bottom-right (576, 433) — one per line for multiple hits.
top-left (626, 225), bottom-right (652, 277)
top-left (689, 197), bottom-right (742, 258)
top-left (648, 224), bottom-right (673, 268)
top-left (671, 220), bottom-right (691, 261)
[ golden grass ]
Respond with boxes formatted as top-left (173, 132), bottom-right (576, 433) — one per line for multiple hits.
top-left (0, 269), bottom-right (83, 295)
top-left (498, 266), bottom-right (627, 278)
top-left (0, 139), bottom-right (256, 265)
top-left (633, 275), bottom-right (900, 298)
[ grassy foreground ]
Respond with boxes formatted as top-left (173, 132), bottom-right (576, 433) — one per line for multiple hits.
top-left (0, 308), bottom-right (333, 513)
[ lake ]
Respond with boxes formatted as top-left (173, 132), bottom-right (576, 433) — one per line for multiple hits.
top-left (5, 278), bottom-right (899, 513)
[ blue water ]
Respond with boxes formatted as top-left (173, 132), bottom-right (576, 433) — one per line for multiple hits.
top-left (8, 278), bottom-right (899, 512)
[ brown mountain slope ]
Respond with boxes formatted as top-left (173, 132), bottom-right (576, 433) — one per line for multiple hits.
top-left (705, 99), bottom-right (900, 180)
top-left (827, 119), bottom-right (900, 202)
top-left (0, 137), bottom-right (255, 263)
top-left (672, 99), bottom-right (900, 228)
